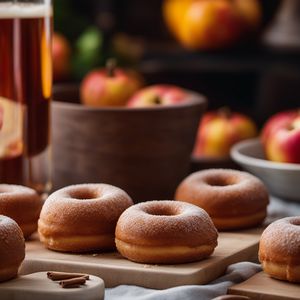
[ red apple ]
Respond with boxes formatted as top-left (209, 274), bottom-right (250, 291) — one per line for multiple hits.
top-left (80, 60), bottom-right (143, 107)
top-left (163, 0), bottom-right (261, 51)
top-left (233, 0), bottom-right (262, 31)
top-left (193, 108), bottom-right (258, 158)
top-left (261, 110), bottom-right (300, 163)
top-left (52, 32), bottom-right (72, 81)
top-left (261, 110), bottom-right (298, 144)
top-left (127, 85), bottom-right (188, 107)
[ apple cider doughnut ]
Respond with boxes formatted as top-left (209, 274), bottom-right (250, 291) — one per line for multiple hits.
top-left (38, 184), bottom-right (133, 252)
top-left (115, 200), bottom-right (218, 264)
top-left (259, 217), bottom-right (300, 283)
top-left (0, 184), bottom-right (42, 238)
top-left (0, 215), bottom-right (25, 282)
top-left (175, 169), bottom-right (269, 230)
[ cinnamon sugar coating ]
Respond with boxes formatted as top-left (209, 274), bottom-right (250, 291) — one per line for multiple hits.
top-left (115, 200), bottom-right (218, 264)
top-left (38, 184), bottom-right (133, 252)
top-left (259, 217), bottom-right (300, 282)
top-left (0, 215), bottom-right (25, 282)
top-left (0, 184), bottom-right (42, 238)
top-left (175, 169), bottom-right (269, 230)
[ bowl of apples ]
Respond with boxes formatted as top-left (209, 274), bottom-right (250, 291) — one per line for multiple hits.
top-left (51, 62), bottom-right (207, 203)
top-left (231, 109), bottom-right (300, 202)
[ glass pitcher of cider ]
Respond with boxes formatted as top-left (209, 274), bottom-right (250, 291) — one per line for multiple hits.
top-left (0, 0), bottom-right (52, 195)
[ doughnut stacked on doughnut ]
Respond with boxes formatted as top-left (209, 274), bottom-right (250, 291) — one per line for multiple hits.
top-left (115, 200), bottom-right (218, 264)
top-left (259, 217), bottom-right (300, 283)
top-left (175, 169), bottom-right (269, 230)
top-left (0, 215), bottom-right (25, 282)
top-left (38, 184), bottom-right (133, 252)
top-left (0, 184), bottom-right (42, 238)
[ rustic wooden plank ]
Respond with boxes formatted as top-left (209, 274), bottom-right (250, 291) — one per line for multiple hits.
top-left (21, 232), bottom-right (261, 289)
top-left (0, 272), bottom-right (104, 300)
top-left (229, 271), bottom-right (300, 300)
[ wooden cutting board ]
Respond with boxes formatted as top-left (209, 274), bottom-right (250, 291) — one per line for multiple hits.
top-left (0, 272), bottom-right (104, 300)
top-left (229, 271), bottom-right (300, 300)
top-left (21, 231), bottom-right (261, 289)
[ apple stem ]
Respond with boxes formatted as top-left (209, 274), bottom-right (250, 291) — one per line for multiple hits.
top-left (152, 96), bottom-right (162, 105)
top-left (288, 124), bottom-right (295, 131)
top-left (106, 58), bottom-right (117, 77)
top-left (218, 106), bottom-right (232, 119)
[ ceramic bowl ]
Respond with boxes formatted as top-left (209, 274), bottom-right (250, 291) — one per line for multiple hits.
top-left (51, 84), bottom-right (207, 202)
top-left (231, 138), bottom-right (300, 202)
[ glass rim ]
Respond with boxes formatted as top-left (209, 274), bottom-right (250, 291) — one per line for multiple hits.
top-left (0, 0), bottom-right (52, 19)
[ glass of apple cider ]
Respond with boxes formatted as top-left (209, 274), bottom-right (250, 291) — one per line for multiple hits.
top-left (0, 0), bottom-right (52, 196)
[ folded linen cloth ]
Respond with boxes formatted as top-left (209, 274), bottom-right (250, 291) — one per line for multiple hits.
top-left (267, 196), bottom-right (300, 223)
top-left (106, 262), bottom-right (261, 300)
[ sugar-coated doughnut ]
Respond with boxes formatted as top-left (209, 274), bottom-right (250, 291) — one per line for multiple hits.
top-left (175, 169), bottom-right (269, 230)
top-left (0, 215), bottom-right (25, 282)
top-left (115, 200), bottom-right (218, 264)
top-left (259, 217), bottom-right (300, 283)
top-left (0, 184), bottom-right (42, 238)
top-left (38, 184), bottom-right (133, 252)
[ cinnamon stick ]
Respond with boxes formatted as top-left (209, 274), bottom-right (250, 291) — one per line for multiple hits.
top-left (59, 276), bottom-right (87, 288)
top-left (47, 271), bottom-right (89, 281)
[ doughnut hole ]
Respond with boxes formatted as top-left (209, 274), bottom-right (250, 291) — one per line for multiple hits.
top-left (68, 188), bottom-right (99, 200)
top-left (144, 204), bottom-right (180, 216)
top-left (204, 174), bottom-right (237, 187)
top-left (290, 219), bottom-right (300, 226)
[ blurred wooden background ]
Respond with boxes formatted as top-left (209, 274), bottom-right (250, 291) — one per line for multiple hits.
top-left (54, 0), bottom-right (300, 125)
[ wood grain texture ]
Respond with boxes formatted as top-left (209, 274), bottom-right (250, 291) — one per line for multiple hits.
top-left (229, 271), bottom-right (300, 300)
top-left (52, 85), bottom-right (207, 202)
top-left (0, 272), bottom-right (104, 300)
top-left (21, 232), bottom-right (260, 289)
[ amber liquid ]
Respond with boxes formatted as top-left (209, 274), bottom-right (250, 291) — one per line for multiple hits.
top-left (0, 6), bottom-right (52, 194)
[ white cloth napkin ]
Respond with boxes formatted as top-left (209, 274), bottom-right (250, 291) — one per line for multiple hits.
top-left (106, 262), bottom-right (261, 300)
top-left (106, 196), bottom-right (300, 299)
top-left (267, 196), bottom-right (300, 223)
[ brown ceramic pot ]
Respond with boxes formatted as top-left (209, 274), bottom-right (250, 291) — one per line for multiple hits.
top-left (52, 85), bottom-right (206, 202)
